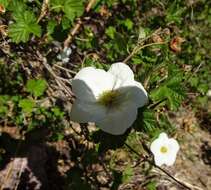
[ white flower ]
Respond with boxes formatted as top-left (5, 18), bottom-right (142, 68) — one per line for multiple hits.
top-left (150, 133), bottom-right (180, 166)
top-left (57, 47), bottom-right (72, 63)
top-left (207, 89), bottom-right (211, 97)
top-left (70, 62), bottom-right (148, 135)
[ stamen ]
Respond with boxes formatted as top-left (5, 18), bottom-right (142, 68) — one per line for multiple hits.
top-left (160, 146), bottom-right (168, 153)
top-left (98, 90), bottom-right (121, 108)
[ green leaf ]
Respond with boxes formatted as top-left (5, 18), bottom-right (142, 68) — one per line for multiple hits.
top-left (0, 0), bottom-right (9, 8)
top-left (47, 20), bottom-right (57, 35)
top-left (105, 26), bottom-right (116, 39)
top-left (0, 95), bottom-right (9, 115)
top-left (50, 0), bottom-right (63, 12)
top-left (189, 76), bottom-right (199, 87)
top-left (122, 165), bottom-right (133, 183)
top-left (19, 99), bottom-right (35, 113)
top-left (146, 181), bottom-right (157, 190)
top-left (142, 109), bottom-right (157, 132)
top-left (51, 0), bottom-right (84, 21)
top-left (151, 74), bottom-right (186, 110)
top-left (8, 0), bottom-right (27, 13)
top-left (8, 10), bottom-right (41, 43)
top-left (51, 107), bottom-right (64, 118)
top-left (120, 18), bottom-right (133, 30)
top-left (165, 2), bottom-right (186, 24)
top-left (26, 79), bottom-right (47, 97)
top-left (64, 0), bottom-right (84, 21)
top-left (197, 83), bottom-right (209, 95)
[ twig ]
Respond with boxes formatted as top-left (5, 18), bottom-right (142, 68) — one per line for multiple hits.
top-left (42, 58), bottom-right (74, 98)
top-left (148, 98), bottom-right (167, 109)
top-left (54, 64), bottom-right (77, 75)
top-left (56, 76), bottom-right (72, 83)
top-left (193, 62), bottom-right (204, 74)
top-left (123, 42), bottom-right (166, 63)
top-left (37, 0), bottom-right (49, 23)
top-left (123, 28), bottom-right (163, 63)
top-left (143, 61), bottom-right (166, 89)
top-left (0, 141), bottom-right (22, 190)
top-left (63, 0), bottom-right (96, 48)
top-left (14, 159), bottom-right (25, 190)
top-left (36, 52), bottom-right (75, 99)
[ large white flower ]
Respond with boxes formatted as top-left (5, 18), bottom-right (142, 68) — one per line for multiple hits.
top-left (150, 133), bottom-right (180, 166)
top-left (70, 62), bottom-right (148, 135)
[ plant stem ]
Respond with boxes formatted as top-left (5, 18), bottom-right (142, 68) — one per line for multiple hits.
top-left (123, 42), bottom-right (166, 63)
top-left (124, 142), bottom-right (192, 190)
top-left (63, 0), bottom-right (96, 48)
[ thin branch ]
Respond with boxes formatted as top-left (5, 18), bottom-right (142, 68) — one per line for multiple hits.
top-left (37, 0), bottom-right (49, 23)
top-left (124, 142), bottom-right (193, 190)
top-left (0, 140), bottom-right (22, 190)
top-left (42, 58), bottom-right (74, 98)
top-left (63, 0), bottom-right (96, 48)
top-left (54, 64), bottom-right (77, 75)
top-left (148, 98), bottom-right (167, 109)
top-left (123, 42), bottom-right (166, 63)
top-left (36, 52), bottom-right (74, 99)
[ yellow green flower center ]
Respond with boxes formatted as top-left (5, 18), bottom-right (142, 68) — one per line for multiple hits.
top-left (98, 90), bottom-right (121, 108)
top-left (160, 146), bottom-right (168, 153)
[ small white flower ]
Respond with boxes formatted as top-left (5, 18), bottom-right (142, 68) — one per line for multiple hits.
top-left (150, 133), bottom-right (180, 166)
top-left (57, 47), bottom-right (72, 63)
top-left (207, 89), bottom-right (211, 97)
top-left (70, 62), bottom-right (148, 135)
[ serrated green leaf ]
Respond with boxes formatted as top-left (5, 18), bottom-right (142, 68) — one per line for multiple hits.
top-left (142, 109), bottom-right (157, 132)
top-left (47, 20), bottom-right (57, 35)
top-left (197, 83), bottom-right (209, 95)
top-left (0, 105), bottom-right (8, 115)
top-left (51, 0), bottom-right (84, 21)
top-left (0, 0), bottom-right (9, 8)
top-left (8, 0), bottom-right (26, 13)
top-left (151, 75), bottom-right (185, 110)
top-left (120, 18), bottom-right (133, 30)
top-left (105, 26), bottom-right (116, 39)
top-left (26, 79), bottom-right (47, 97)
top-left (8, 10), bottom-right (41, 43)
top-left (146, 181), bottom-right (157, 190)
top-left (19, 99), bottom-right (35, 113)
top-left (122, 165), bottom-right (133, 183)
top-left (189, 76), bottom-right (199, 87)
top-left (64, 0), bottom-right (84, 21)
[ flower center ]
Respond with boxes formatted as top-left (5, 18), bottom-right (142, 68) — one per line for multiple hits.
top-left (98, 90), bottom-right (121, 108)
top-left (160, 146), bottom-right (168, 153)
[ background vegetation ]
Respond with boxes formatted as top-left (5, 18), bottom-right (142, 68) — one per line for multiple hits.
top-left (0, 0), bottom-right (210, 189)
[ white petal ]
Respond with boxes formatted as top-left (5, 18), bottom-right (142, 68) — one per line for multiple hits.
top-left (96, 103), bottom-right (138, 135)
top-left (154, 155), bottom-right (165, 166)
top-left (150, 137), bottom-right (164, 155)
top-left (164, 153), bottom-right (177, 166)
top-left (70, 99), bottom-right (107, 123)
top-left (168, 138), bottom-right (180, 153)
top-left (72, 67), bottom-right (115, 100)
top-left (118, 82), bottom-right (148, 108)
top-left (158, 132), bottom-right (169, 140)
top-left (108, 62), bottom-right (134, 84)
top-left (72, 79), bottom-right (96, 102)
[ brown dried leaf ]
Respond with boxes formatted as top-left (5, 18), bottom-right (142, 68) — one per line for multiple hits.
top-left (99, 5), bottom-right (111, 18)
top-left (0, 4), bottom-right (5, 14)
top-left (170, 36), bottom-right (185, 52)
top-left (152, 34), bottom-right (164, 43)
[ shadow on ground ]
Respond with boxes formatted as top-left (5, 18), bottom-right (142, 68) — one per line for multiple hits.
top-left (0, 126), bottom-right (130, 190)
